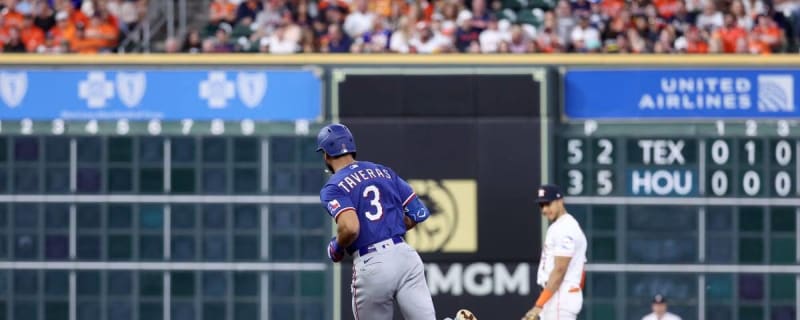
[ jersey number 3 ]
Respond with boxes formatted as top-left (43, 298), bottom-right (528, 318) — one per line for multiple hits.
top-left (363, 185), bottom-right (384, 221)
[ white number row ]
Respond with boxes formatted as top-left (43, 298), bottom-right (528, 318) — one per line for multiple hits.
top-left (582, 119), bottom-right (793, 137)
top-left (567, 139), bottom-right (796, 166)
top-left (710, 139), bottom-right (792, 166)
top-left (566, 169), bottom-right (613, 196)
top-left (566, 169), bottom-right (795, 196)
top-left (708, 170), bottom-right (792, 196)
top-left (567, 138), bottom-right (614, 165)
top-left (0, 119), bottom-right (257, 136)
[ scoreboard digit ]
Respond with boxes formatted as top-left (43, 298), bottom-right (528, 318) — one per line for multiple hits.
top-left (560, 137), bottom-right (619, 197)
top-left (707, 138), bottom-right (733, 196)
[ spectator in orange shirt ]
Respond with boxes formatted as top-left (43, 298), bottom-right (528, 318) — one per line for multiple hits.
top-left (0, 14), bottom-right (7, 43)
top-left (49, 11), bottom-right (74, 47)
top-left (69, 23), bottom-right (97, 53)
top-left (714, 13), bottom-right (747, 53)
top-left (654, 0), bottom-right (680, 19)
top-left (3, 0), bottom-right (25, 28)
top-left (601, 0), bottom-right (625, 18)
top-left (370, 0), bottom-right (403, 19)
top-left (20, 14), bottom-right (44, 51)
top-left (95, 5), bottom-right (119, 33)
top-left (734, 34), bottom-right (749, 53)
top-left (675, 26), bottom-right (709, 53)
top-left (605, 9), bottom-right (631, 39)
top-left (84, 14), bottom-right (117, 51)
top-left (59, 0), bottom-right (88, 27)
top-left (318, 0), bottom-right (349, 14)
top-left (752, 14), bottom-right (784, 52)
top-left (747, 32), bottom-right (771, 54)
top-left (209, 0), bottom-right (235, 27)
top-left (408, 0), bottom-right (434, 23)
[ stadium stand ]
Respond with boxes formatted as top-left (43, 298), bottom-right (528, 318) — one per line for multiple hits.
top-left (0, 0), bottom-right (147, 53)
top-left (1, 0), bottom-right (799, 53)
top-left (188, 0), bottom-right (800, 54)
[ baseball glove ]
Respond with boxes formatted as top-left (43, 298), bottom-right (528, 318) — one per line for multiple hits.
top-left (454, 309), bottom-right (477, 320)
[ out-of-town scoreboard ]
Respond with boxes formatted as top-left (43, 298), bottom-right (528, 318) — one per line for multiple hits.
top-left (557, 69), bottom-right (800, 320)
top-left (558, 120), bottom-right (797, 200)
top-left (0, 67), bottom-right (331, 320)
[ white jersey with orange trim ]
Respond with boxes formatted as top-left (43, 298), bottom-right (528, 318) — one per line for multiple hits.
top-left (537, 213), bottom-right (587, 287)
top-left (536, 212), bottom-right (587, 320)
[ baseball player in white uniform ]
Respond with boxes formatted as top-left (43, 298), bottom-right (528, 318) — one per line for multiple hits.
top-left (522, 184), bottom-right (587, 320)
top-left (641, 294), bottom-right (682, 320)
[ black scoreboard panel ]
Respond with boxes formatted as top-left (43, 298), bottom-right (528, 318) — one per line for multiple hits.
top-left (335, 69), bottom-right (548, 320)
top-left (555, 121), bottom-right (799, 320)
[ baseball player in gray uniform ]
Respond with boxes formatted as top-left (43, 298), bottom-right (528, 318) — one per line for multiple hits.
top-left (317, 123), bottom-right (437, 320)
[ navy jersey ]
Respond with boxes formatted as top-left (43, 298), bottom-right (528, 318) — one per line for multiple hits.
top-left (320, 161), bottom-right (415, 253)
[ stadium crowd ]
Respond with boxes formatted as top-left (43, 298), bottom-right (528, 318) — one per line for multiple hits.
top-left (173, 0), bottom-right (800, 54)
top-left (0, 0), bottom-right (145, 53)
top-left (1, 0), bottom-right (798, 54)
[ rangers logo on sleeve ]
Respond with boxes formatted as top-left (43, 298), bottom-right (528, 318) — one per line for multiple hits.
top-left (327, 200), bottom-right (341, 212)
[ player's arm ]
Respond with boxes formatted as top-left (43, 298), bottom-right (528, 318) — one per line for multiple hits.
top-left (335, 209), bottom-right (360, 247)
top-left (524, 256), bottom-right (572, 320)
top-left (403, 215), bottom-right (417, 230)
top-left (394, 173), bottom-right (429, 230)
top-left (524, 234), bottom-right (576, 320)
top-left (403, 195), bottom-right (429, 230)
top-left (540, 255), bottom-right (571, 297)
top-left (321, 185), bottom-right (359, 263)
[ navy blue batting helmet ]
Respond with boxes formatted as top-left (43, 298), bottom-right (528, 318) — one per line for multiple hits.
top-left (316, 123), bottom-right (356, 157)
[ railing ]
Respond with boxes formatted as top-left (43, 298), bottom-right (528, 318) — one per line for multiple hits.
top-left (118, 0), bottom-right (188, 53)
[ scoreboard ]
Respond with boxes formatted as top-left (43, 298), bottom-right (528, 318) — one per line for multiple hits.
top-left (0, 66), bottom-right (331, 320)
top-left (556, 120), bottom-right (800, 320)
top-left (560, 67), bottom-right (800, 320)
top-left (558, 120), bottom-right (799, 200)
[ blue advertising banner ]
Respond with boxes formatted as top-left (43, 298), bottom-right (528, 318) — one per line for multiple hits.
top-left (564, 69), bottom-right (798, 119)
top-left (0, 69), bottom-right (321, 120)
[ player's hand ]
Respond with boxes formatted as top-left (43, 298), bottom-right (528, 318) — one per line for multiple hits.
top-left (327, 237), bottom-right (344, 263)
top-left (521, 306), bottom-right (542, 320)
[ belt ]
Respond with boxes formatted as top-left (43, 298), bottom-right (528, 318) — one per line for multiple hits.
top-left (541, 283), bottom-right (582, 293)
top-left (351, 236), bottom-right (404, 256)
